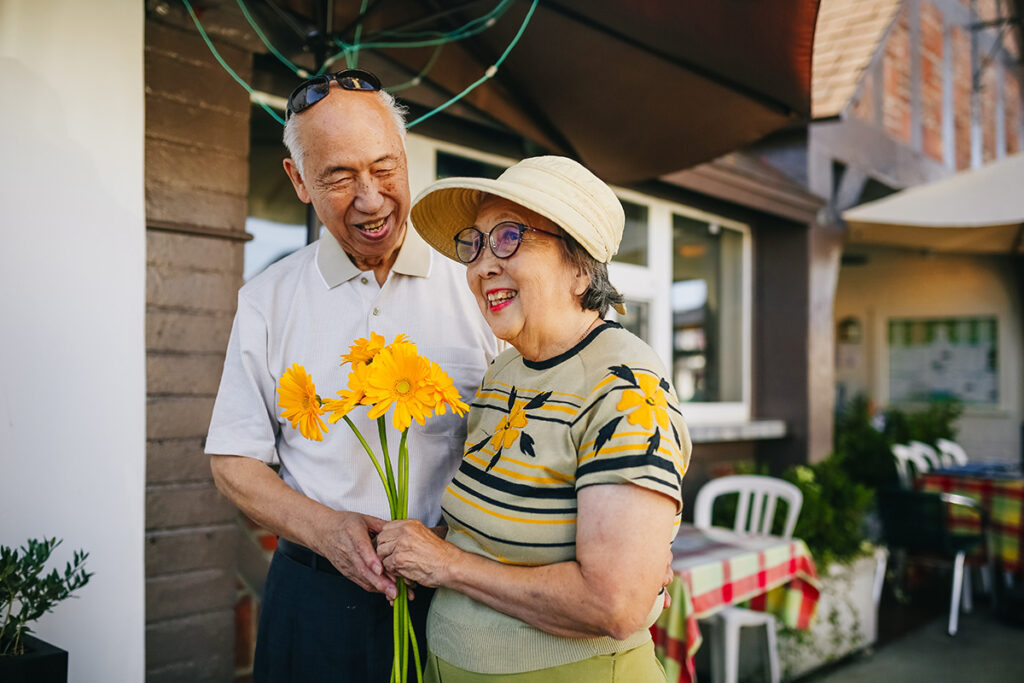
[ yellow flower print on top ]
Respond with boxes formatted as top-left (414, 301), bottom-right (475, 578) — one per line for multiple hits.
top-left (616, 373), bottom-right (670, 431)
top-left (490, 401), bottom-right (529, 451)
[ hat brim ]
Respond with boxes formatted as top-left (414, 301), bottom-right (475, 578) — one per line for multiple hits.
top-left (411, 175), bottom-right (587, 264)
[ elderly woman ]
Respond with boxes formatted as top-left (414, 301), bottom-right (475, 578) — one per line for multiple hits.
top-left (376, 156), bottom-right (691, 682)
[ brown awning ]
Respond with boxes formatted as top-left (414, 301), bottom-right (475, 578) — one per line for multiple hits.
top-left (260, 0), bottom-right (820, 183)
top-left (842, 153), bottom-right (1024, 253)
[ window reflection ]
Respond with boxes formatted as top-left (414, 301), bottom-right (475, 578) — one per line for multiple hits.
top-left (616, 299), bottom-right (649, 342)
top-left (672, 215), bottom-right (743, 403)
top-left (436, 151), bottom-right (506, 180)
top-left (614, 201), bottom-right (648, 266)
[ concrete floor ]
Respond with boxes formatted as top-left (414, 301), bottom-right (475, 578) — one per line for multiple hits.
top-left (805, 608), bottom-right (1022, 682)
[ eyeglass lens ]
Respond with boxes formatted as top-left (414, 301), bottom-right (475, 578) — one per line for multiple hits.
top-left (454, 223), bottom-right (526, 263)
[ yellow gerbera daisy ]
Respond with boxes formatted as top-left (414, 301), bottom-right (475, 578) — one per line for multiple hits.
top-left (324, 362), bottom-right (372, 424)
top-left (363, 342), bottom-right (435, 431)
top-left (490, 402), bottom-right (528, 451)
top-left (341, 332), bottom-right (386, 366)
top-left (616, 373), bottom-right (670, 431)
top-left (424, 361), bottom-right (470, 417)
top-left (278, 363), bottom-right (328, 441)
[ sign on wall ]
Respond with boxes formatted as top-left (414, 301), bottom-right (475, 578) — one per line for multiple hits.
top-left (888, 317), bottom-right (999, 405)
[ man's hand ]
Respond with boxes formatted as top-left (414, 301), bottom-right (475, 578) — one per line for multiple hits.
top-left (319, 511), bottom-right (397, 598)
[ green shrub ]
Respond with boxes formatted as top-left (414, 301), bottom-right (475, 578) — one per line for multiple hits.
top-left (1, 538), bottom-right (91, 656)
top-left (783, 459), bottom-right (874, 566)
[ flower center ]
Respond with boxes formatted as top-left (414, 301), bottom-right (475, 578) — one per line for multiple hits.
top-left (645, 397), bottom-right (655, 406)
top-left (395, 379), bottom-right (412, 395)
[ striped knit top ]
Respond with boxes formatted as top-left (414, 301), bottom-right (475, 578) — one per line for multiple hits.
top-left (427, 322), bottom-right (691, 673)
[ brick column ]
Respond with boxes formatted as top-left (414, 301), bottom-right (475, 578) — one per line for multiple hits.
top-left (144, 15), bottom-right (252, 682)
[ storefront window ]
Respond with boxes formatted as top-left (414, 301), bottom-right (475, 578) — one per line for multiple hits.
top-left (672, 214), bottom-right (744, 403)
top-left (436, 150), bottom-right (506, 180)
top-left (245, 106), bottom-right (306, 280)
top-left (617, 299), bottom-right (649, 341)
top-left (614, 201), bottom-right (648, 266)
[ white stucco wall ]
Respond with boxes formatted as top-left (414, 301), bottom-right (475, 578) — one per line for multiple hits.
top-left (835, 246), bottom-right (1023, 464)
top-left (0, 1), bottom-right (145, 680)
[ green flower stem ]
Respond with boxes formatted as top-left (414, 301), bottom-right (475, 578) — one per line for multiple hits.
top-left (378, 418), bottom-right (399, 519)
top-left (342, 416), bottom-right (396, 514)
top-left (392, 580), bottom-right (403, 681)
top-left (400, 583), bottom-right (410, 679)
top-left (398, 430), bottom-right (410, 518)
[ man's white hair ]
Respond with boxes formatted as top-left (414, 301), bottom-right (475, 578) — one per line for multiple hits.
top-left (282, 89), bottom-right (408, 176)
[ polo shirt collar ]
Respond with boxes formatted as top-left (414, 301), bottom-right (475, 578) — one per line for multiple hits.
top-left (316, 223), bottom-right (432, 288)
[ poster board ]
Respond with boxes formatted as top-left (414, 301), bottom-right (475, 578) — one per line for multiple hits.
top-left (888, 317), bottom-right (998, 405)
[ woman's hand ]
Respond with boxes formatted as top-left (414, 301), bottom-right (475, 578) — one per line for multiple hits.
top-left (376, 519), bottom-right (460, 588)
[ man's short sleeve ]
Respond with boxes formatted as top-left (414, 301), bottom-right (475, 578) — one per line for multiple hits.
top-left (205, 293), bottom-right (280, 462)
top-left (574, 364), bottom-right (690, 512)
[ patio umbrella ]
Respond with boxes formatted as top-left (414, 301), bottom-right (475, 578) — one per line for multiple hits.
top-left (842, 152), bottom-right (1024, 254)
top-left (248, 0), bottom-right (820, 183)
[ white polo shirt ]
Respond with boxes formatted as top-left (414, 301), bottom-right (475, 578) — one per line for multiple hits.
top-left (206, 227), bottom-right (501, 525)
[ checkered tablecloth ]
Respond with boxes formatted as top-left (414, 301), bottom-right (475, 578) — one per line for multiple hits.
top-left (918, 470), bottom-right (1024, 573)
top-left (651, 525), bottom-right (820, 683)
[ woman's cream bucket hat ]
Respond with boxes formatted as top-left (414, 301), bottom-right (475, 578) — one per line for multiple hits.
top-left (410, 155), bottom-right (625, 265)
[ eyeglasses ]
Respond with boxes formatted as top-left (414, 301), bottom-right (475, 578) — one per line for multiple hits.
top-left (285, 69), bottom-right (382, 120)
top-left (454, 222), bottom-right (563, 264)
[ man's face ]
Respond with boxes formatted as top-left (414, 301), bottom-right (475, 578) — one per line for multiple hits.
top-left (283, 88), bottom-right (411, 272)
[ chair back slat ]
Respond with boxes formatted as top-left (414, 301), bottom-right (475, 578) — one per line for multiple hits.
top-left (936, 438), bottom-right (969, 467)
top-left (694, 475), bottom-right (803, 539)
top-left (910, 441), bottom-right (943, 469)
top-left (891, 444), bottom-right (931, 488)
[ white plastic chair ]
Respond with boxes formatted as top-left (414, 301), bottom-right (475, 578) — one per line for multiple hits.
top-left (909, 440), bottom-right (944, 469)
top-left (936, 438), bottom-right (969, 467)
top-left (891, 444), bottom-right (931, 488)
top-left (693, 475), bottom-right (803, 683)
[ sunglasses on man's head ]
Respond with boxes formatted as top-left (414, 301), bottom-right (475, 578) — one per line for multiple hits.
top-left (454, 222), bottom-right (564, 264)
top-left (285, 69), bottom-right (382, 120)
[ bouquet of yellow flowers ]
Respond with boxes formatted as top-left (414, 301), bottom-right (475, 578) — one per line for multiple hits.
top-left (277, 333), bottom-right (469, 683)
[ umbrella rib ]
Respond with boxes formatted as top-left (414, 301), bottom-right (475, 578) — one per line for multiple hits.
top-left (431, 1), bottom-right (579, 157)
top-left (371, 49), bottom-right (509, 129)
top-left (364, 0), bottom-right (498, 38)
top-left (542, 0), bottom-right (798, 118)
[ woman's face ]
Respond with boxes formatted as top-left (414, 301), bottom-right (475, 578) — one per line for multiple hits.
top-left (465, 197), bottom-right (590, 355)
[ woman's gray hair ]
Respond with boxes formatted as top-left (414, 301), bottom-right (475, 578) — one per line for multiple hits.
top-left (558, 234), bottom-right (625, 317)
top-left (282, 89), bottom-right (408, 175)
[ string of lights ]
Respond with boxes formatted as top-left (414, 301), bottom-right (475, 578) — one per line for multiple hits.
top-left (182, 0), bottom-right (286, 125)
top-left (182, 0), bottom-right (538, 130)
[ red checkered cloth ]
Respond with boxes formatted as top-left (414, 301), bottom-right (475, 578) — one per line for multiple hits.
top-left (919, 472), bottom-right (1024, 573)
top-left (651, 525), bottom-right (820, 683)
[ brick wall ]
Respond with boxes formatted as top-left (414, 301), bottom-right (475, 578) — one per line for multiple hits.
top-left (847, 0), bottom-right (1023, 170)
top-left (952, 25), bottom-right (973, 170)
top-left (1006, 70), bottom-right (1022, 154)
top-left (920, 1), bottom-right (944, 161)
top-left (883, 6), bottom-right (913, 144)
top-left (851, 67), bottom-right (876, 123)
top-left (145, 14), bottom-right (252, 682)
top-left (980, 62), bottom-right (998, 163)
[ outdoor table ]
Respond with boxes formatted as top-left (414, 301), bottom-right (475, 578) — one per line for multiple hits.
top-left (651, 524), bottom-right (820, 683)
top-left (918, 464), bottom-right (1024, 574)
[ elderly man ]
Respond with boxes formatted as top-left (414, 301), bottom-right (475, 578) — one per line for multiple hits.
top-left (206, 69), bottom-right (500, 682)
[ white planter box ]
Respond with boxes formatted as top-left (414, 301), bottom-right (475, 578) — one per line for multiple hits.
top-left (777, 547), bottom-right (888, 680)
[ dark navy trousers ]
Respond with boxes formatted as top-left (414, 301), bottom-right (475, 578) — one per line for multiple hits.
top-left (254, 540), bottom-right (433, 682)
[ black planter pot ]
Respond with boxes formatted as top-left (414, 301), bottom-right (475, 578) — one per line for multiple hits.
top-left (0, 634), bottom-right (68, 683)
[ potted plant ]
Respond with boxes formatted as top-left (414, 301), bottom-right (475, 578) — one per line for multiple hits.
top-left (775, 456), bottom-right (883, 679)
top-left (1, 537), bottom-right (92, 683)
